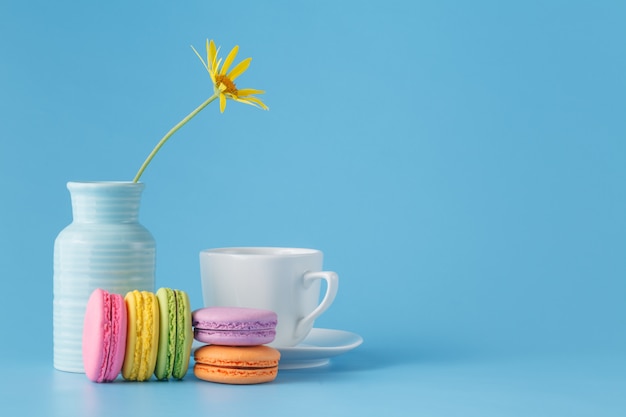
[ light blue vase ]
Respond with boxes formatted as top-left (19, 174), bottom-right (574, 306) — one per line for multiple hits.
top-left (53, 181), bottom-right (156, 372)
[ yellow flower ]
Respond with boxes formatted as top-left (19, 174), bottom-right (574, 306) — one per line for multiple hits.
top-left (132, 39), bottom-right (268, 183)
top-left (192, 39), bottom-right (269, 113)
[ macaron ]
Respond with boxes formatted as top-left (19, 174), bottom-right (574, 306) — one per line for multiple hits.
top-left (82, 289), bottom-right (128, 383)
top-left (154, 288), bottom-right (193, 380)
top-left (192, 306), bottom-right (278, 346)
top-left (193, 345), bottom-right (281, 384)
top-left (122, 290), bottom-right (160, 381)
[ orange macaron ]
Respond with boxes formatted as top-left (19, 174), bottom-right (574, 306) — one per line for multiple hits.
top-left (193, 345), bottom-right (280, 384)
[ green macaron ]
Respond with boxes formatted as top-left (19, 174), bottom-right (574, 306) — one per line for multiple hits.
top-left (155, 288), bottom-right (193, 380)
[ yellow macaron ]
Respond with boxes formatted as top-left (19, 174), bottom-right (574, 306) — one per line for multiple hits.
top-left (122, 290), bottom-right (160, 381)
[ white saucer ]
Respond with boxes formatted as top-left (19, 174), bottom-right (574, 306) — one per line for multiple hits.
top-left (275, 328), bottom-right (363, 370)
top-left (190, 328), bottom-right (363, 370)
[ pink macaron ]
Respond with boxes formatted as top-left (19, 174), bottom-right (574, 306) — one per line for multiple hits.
top-left (82, 288), bottom-right (128, 382)
top-left (192, 306), bottom-right (277, 346)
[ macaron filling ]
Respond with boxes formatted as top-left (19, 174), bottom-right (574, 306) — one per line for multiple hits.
top-left (106, 293), bottom-right (125, 381)
top-left (155, 288), bottom-right (176, 380)
top-left (173, 289), bottom-right (192, 379)
top-left (193, 329), bottom-right (276, 345)
top-left (99, 291), bottom-right (113, 381)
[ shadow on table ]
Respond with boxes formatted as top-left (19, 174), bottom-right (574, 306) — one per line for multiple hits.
top-left (276, 341), bottom-right (479, 383)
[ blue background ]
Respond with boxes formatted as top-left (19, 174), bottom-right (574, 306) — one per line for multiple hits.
top-left (1, 0), bottom-right (624, 415)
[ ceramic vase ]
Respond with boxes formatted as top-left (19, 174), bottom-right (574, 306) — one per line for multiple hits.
top-left (53, 181), bottom-right (156, 372)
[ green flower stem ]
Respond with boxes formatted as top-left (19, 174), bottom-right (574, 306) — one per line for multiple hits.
top-left (133, 93), bottom-right (219, 183)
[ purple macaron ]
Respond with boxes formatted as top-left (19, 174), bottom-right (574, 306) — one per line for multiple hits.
top-left (192, 306), bottom-right (278, 346)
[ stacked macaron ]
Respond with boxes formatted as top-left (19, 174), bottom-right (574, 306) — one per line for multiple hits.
top-left (82, 288), bottom-right (193, 383)
top-left (192, 307), bottom-right (281, 384)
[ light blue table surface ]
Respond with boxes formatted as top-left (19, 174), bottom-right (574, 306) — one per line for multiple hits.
top-left (4, 345), bottom-right (624, 416)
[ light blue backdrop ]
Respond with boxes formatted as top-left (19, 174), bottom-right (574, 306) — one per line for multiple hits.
top-left (1, 0), bottom-right (624, 384)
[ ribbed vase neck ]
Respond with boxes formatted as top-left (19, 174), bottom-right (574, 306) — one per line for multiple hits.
top-left (67, 181), bottom-right (145, 223)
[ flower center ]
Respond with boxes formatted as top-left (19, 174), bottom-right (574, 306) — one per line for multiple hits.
top-left (215, 75), bottom-right (238, 95)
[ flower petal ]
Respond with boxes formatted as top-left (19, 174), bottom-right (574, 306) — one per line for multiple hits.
top-left (227, 57), bottom-right (252, 81)
top-left (214, 47), bottom-right (222, 70)
top-left (191, 45), bottom-right (209, 73)
top-left (234, 96), bottom-right (269, 110)
top-left (214, 57), bottom-right (223, 75)
top-left (219, 93), bottom-right (227, 113)
top-left (208, 39), bottom-right (217, 70)
top-left (246, 96), bottom-right (269, 110)
top-left (237, 88), bottom-right (265, 97)
top-left (220, 45), bottom-right (239, 76)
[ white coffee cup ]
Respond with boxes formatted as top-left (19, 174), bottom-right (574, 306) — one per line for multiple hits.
top-left (199, 247), bottom-right (339, 347)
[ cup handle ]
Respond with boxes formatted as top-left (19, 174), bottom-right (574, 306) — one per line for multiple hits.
top-left (295, 271), bottom-right (339, 339)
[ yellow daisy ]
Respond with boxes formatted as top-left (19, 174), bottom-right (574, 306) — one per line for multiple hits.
top-left (192, 39), bottom-right (269, 113)
top-left (132, 39), bottom-right (269, 183)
